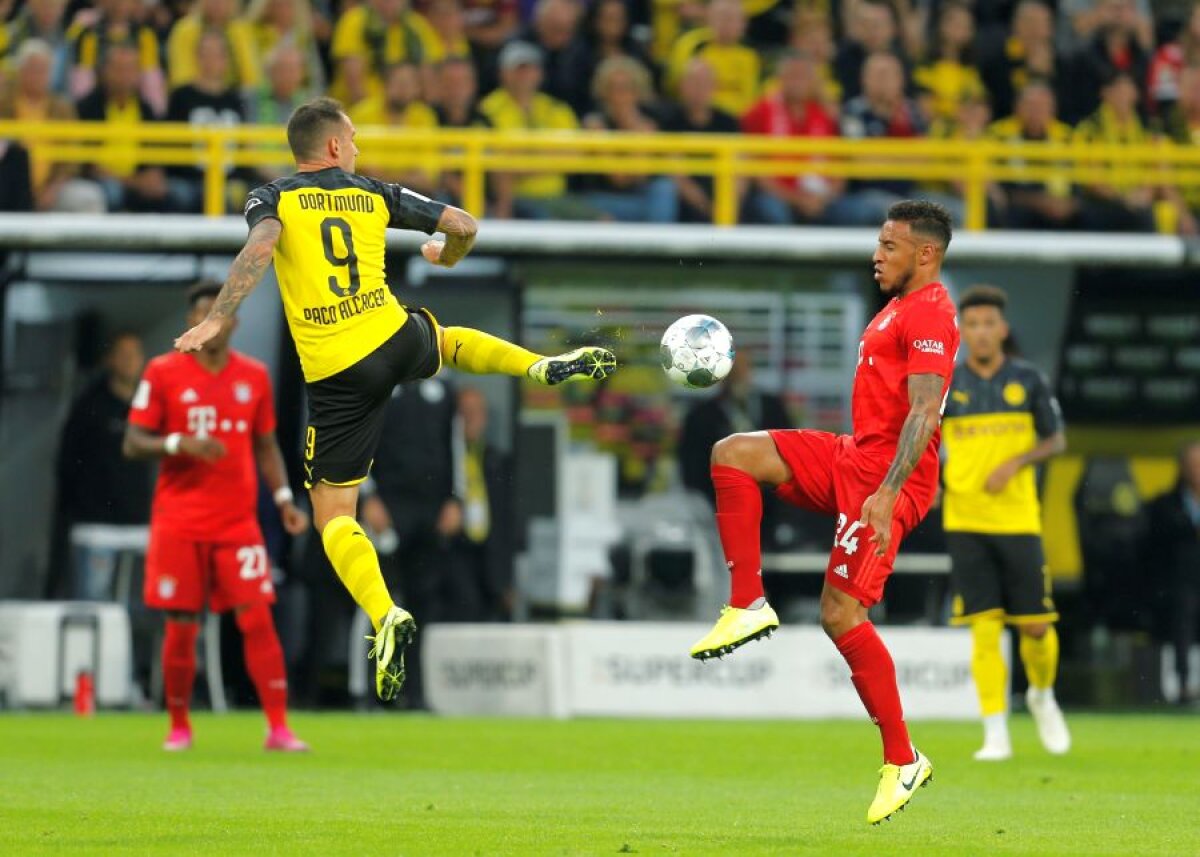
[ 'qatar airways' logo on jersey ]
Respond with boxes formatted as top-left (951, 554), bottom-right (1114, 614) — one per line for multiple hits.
top-left (913, 339), bottom-right (945, 355)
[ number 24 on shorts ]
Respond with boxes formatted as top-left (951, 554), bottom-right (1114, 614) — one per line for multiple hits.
top-left (834, 513), bottom-right (863, 556)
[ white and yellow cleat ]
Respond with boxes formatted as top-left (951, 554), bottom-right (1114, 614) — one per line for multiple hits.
top-left (867, 748), bottom-right (933, 825)
top-left (367, 606), bottom-right (417, 702)
top-left (689, 603), bottom-right (780, 660)
top-left (1026, 687), bottom-right (1071, 755)
top-left (528, 346), bottom-right (617, 386)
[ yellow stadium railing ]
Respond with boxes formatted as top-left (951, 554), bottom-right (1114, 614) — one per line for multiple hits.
top-left (3, 120), bottom-right (1199, 230)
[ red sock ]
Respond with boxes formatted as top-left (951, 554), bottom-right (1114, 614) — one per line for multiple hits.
top-left (162, 620), bottom-right (198, 731)
top-left (834, 622), bottom-right (914, 765)
top-left (236, 603), bottom-right (289, 730)
top-left (711, 464), bottom-right (765, 609)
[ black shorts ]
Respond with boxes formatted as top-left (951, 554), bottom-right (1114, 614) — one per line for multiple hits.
top-left (946, 531), bottom-right (1058, 625)
top-left (303, 308), bottom-right (441, 488)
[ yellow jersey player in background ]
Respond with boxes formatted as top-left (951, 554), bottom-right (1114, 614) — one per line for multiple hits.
top-left (942, 285), bottom-right (1070, 760)
top-left (175, 97), bottom-right (616, 701)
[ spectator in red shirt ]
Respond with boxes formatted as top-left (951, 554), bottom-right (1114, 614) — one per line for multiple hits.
top-left (1147, 4), bottom-right (1200, 115)
top-left (741, 50), bottom-right (844, 225)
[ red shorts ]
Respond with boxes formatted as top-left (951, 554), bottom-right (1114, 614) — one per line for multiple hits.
top-left (144, 525), bottom-right (275, 613)
top-left (768, 430), bottom-right (932, 607)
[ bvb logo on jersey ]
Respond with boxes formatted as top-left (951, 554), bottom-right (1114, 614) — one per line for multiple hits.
top-left (1003, 382), bottom-right (1027, 407)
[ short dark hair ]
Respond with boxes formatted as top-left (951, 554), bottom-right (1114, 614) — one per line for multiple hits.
top-left (187, 280), bottom-right (223, 307)
top-left (286, 97), bottom-right (346, 160)
top-left (958, 284), bottom-right (1008, 314)
top-left (104, 329), bottom-right (141, 354)
top-left (886, 199), bottom-right (953, 252)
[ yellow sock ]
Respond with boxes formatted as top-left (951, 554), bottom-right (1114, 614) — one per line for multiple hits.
top-left (1019, 625), bottom-right (1059, 690)
top-left (321, 515), bottom-right (394, 631)
top-left (441, 326), bottom-right (542, 377)
top-left (971, 617), bottom-right (1008, 717)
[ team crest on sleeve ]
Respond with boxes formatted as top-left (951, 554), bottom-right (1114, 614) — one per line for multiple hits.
top-left (234, 382), bottom-right (253, 403)
top-left (877, 312), bottom-right (897, 331)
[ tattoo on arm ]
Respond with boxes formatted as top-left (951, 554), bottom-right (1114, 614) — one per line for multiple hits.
top-left (436, 206), bottom-right (478, 266)
top-left (210, 219), bottom-right (282, 320)
top-left (881, 373), bottom-right (945, 493)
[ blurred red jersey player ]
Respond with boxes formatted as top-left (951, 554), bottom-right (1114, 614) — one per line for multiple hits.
top-left (690, 201), bottom-right (959, 826)
top-left (125, 282), bottom-right (310, 752)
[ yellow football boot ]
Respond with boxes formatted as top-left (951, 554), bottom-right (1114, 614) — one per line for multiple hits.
top-left (867, 749), bottom-right (933, 825)
top-left (528, 346), bottom-right (617, 385)
top-left (689, 604), bottom-right (780, 660)
top-left (367, 605), bottom-right (417, 701)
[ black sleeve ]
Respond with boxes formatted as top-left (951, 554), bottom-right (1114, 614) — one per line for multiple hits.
top-left (1030, 368), bottom-right (1064, 439)
top-left (378, 181), bottom-right (445, 234)
top-left (243, 183), bottom-right (281, 230)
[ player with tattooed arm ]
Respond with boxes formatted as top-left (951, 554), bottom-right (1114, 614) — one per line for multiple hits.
top-left (174, 97), bottom-right (616, 701)
top-left (689, 201), bottom-right (959, 825)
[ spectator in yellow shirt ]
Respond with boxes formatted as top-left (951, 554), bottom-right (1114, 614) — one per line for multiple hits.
top-left (77, 43), bottom-right (192, 213)
top-left (1071, 69), bottom-right (1156, 232)
top-left (0, 39), bottom-right (106, 212)
top-left (330, 0), bottom-right (441, 108)
top-left (166, 0), bottom-right (260, 91)
top-left (244, 0), bottom-right (328, 93)
top-left (667, 0), bottom-right (760, 118)
top-left (67, 0), bottom-right (166, 115)
top-left (987, 80), bottom-right (1078, 229)
top-left (479, 40), bottom-right (597, 220)
top-left (914, 2), bottom-right (986, 122)
top-left (349, 61), bottom-right (441, 195)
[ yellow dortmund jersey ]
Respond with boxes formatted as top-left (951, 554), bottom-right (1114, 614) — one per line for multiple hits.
top-left (942, 357), bottom-right (1064, 534)
top-left (244, 169), bottom-right (445, 382)
top-left (478, 89), bottom-right (578, 198)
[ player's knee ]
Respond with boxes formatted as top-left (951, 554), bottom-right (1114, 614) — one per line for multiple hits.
top-left (1021, 622), bottom-right (1050, 640)
top-left (819, 594), bottom-right (854, 640)
top-left (234, 602), bottom-right (273, 635)
top-left (711, 433), bottom-right (760, 472)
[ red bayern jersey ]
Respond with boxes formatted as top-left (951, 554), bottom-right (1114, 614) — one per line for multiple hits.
top-left (129, 351), bottom-right (276, 541)
top-left (851, 281), bottom-right (959, 492)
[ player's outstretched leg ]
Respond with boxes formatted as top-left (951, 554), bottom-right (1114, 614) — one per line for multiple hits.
top-left (440, 325), bottom-right (616, 385)
top-left (690, 434), bottom-right (783, 660)
top-left (971, 616), bottom-right (1012, 760)
top-left (161, 617), bottom-right (199, 751)
top-left (234, 603), bottom-right (309, 751)
top-left (321, 514), bottom-right (415, 701)
top-left (1020, 624), bottom-right (1070, 754)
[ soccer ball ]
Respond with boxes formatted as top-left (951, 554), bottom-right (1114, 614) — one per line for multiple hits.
top-left (660, 315), bottom-right (735, 389)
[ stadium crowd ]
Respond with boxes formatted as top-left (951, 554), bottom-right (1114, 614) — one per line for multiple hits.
top-left (1, 0), bottom-right (1199, 227)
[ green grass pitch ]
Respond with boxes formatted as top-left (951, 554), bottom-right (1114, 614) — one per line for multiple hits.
top-left (0, 712), bottom-right (1195, 855)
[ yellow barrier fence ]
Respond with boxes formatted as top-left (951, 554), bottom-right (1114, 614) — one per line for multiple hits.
top-left (4, 120), bottom-right (1199, 230)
